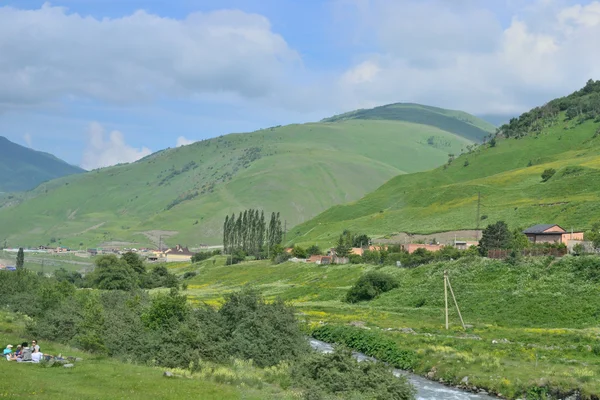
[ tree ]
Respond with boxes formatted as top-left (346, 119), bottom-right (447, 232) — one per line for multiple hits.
top-left (335, 232), bottom-right (352, 258)
top-left (541, 168), bottom-right (556, 182)
top-left (352, 234), bottom-right (371, 248)
top-left (489, 137), bottom-right (497, 147)
top-left (121, 251), bottom-right (145, 275)
top-left (479, 221), bottom-right (513, 256)
top-left (306, 245), bottom-right (321, 256)
top-left (585, 222), bottom-right (600, 249)
top-left (291, 245), bottom-right (307, 259)
top-left (93, 255), bottom-right (137, 291)
top-left (16, 247), bottom-right (24, 270)
top-left (511, 229), bottom-right (530, 250)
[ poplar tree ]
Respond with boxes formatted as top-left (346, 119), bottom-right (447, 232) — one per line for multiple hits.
top-left (223, 215), bottom-right (230, 254)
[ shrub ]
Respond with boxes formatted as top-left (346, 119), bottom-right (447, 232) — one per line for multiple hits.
top-left (182, 271), bottom-right (197, 280)
top-left (541, 168), bottom-right (556, 182)
top-left (226, 250), bottom-right (246, 265)
top-left (292, 246), bottom-right (307, 259)
top-left (292, 346), bottom-right (415, 400)
top-left (346, 272), bottom-right (399, 303)
top-left (306, 245), bottom-right (322, 256)
top-left (273, 252), bottom-right (292, 265)
top-left (311, 325), bottom-right (417, 370)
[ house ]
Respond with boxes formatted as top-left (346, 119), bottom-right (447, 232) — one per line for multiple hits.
top-left (350, 248), bottom-right (364, 256)
top-left (402, 243), bottom-right (445, 254)
top-left (523, 224), bottom-right (584, 244)
top-left (164, 244), bottom-right (194, 262)
top-left (453, 240), bottom-right (479, 250)
top-left (307, 255), bottom-right (332, 265)
top-left (87, 248), bottom-right (98, 256)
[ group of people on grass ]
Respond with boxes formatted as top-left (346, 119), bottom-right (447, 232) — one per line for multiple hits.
top-left (3, 340), bottom-right (50, 363)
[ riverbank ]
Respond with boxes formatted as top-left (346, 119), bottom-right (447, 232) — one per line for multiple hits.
top-left (181, 255), bottom-right (600, 399)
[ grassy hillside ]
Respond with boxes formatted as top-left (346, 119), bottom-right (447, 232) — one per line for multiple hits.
top-left (0, 136), bottom-right (83, 192)
top-left (322, 103), bottom-right (495, 142)
top-left (290, 82), bottom-right (600, 247)
top-left (177, 255), bottom-right (600, 398)
top-left (0, 106), bottom-right (492, 248)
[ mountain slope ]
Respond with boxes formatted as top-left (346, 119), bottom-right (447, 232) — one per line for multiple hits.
top-left (0, 105), bottom-right (493, 248)
top-left (0, 137), bottom-right (84, 192)
top-left (290, 81), bottom-right (600, 246)
top-left (321, 103), bottom-right (495, 142)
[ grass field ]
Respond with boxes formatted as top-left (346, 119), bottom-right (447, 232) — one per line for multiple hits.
top-left (0, 312), bottom-right (297, 400)
top-left (0, 105), bottom-right (492, 249)
top-left (289, 116), bottom-right (600, 248)
top-left (179, 255), bottom-right (600, 398)
top-left (0, 250), bottom-right (93, 274)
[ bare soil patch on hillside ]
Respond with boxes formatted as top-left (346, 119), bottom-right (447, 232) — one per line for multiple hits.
top-left (374, 230), bottom-right (481, 245)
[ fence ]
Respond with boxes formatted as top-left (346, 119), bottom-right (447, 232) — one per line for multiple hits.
top-left (487, 247), bottom-right (567, 259)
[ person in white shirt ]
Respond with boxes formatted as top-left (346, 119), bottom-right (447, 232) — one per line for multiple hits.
top-left (31, 351), bottom-right (43, 363)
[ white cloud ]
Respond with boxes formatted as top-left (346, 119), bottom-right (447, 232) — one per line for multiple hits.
top-left (176, 136), bottom-right (195, 147)
top-left (334, 0), bottom-right (600, 115)
top-left (23, 133), bottom-right (32, 147)
top-left (81, 122), bottom-right (151, 170)
top-left (0, 3), bottom-right (299, 109)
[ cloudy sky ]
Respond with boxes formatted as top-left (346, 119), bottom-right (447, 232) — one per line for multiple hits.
top-left (1, 0), bottom-right (600, 169)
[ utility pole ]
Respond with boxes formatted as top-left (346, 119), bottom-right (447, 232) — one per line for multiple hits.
top-left (444, 270), bottom-right (449, 330)
top-left (475, 191), bottom-right (481, 240)
top-left (444, 270), bottom-right (466, 330)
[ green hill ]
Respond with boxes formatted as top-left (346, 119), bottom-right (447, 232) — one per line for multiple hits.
top-left (290, 80), bottom-right (600, 246)
top-left (0, 105), bottom-right (493, 248)
top-left (0, 136), bottom-right (84, 192)
top-left (321, 103), bottom-right (495, 142)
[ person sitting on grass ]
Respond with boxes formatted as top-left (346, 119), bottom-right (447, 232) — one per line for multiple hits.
top-left (18, 342), bottom-right (32, 362)
top-left (31, 340), bottom-right (40, 353)
top-left (31, 349), bottom-right (43, 363)
top-left (3, 344), bottom-right (13, 360)
top-left (13, 345), bottom-right (22, 359)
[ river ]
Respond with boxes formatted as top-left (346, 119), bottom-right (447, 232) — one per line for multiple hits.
top-left (309, 339), bottom-right (496, 400)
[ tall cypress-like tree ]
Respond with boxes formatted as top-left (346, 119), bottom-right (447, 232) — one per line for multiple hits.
top-left (222, 209), bottom-right (283, 258)
top-left (16, 247), bottom-right (24, 270)
top-left (223, 215), bottom-right (230, 254)
top-left (258, 210), bottom-right (266, 256)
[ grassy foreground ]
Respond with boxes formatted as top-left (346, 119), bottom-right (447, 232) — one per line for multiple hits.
top-left (0, 313), bottom-right (295, 400)
top-left (179, 255), bottom-right (600, 399)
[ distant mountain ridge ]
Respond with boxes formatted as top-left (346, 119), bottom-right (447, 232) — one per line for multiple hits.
top-left (321, 103), bottom-right (496, 142)
top-left (0, 103), bottom-right (493, 247)
top-left (0, 137), bottom-right (84, 192)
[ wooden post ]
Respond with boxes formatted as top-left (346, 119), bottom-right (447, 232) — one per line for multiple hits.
top-left (446, 275), bottom-right (466, 330)
top-left (444, 270), bottom-right (449, 330)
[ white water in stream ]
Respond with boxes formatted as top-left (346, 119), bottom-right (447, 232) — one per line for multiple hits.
top-left (309, 339), bottom-right (496, 400)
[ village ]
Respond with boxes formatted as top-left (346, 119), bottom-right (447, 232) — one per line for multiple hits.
top-left (0, 223), bottom-right (589, 271)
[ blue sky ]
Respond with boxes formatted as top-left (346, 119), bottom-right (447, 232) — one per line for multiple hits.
top-left (1, 0), bottom-right (599, 168)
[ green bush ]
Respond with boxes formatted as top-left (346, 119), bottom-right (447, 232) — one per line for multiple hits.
top-left (346, 272), bottom-right (399, 303)
top-left (311, 325), bottom-right (417, 371)
top-left (292, 346), bottom-right (415, 400)
top-left (541, 168), bottom-right (556, 182)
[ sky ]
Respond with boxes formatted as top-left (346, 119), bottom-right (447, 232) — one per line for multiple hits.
top-left (1, 0), bottom-right (600, 169)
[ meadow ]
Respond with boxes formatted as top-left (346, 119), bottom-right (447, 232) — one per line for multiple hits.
top-left (179, 255), bottom-right (600, 399)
